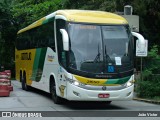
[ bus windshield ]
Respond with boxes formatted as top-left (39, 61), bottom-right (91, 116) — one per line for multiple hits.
top-left (68, 23), bottom-right (133, 75)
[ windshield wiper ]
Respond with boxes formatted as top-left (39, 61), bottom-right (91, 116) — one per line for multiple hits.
top-left (94, 44), bottom-right (101, 63)
top-left (94, 53), bottom-right (101, 63)
top-left (104, 45), bottom-right (112, 63)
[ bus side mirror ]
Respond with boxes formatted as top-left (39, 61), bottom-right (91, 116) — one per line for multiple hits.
top-left (60, 29), bottom-right (69, 51)
top-left (132, 32), bottom-right (146, 56)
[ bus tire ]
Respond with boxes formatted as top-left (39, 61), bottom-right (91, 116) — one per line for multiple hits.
top-left (21, 77), bottom-right (25, 90)
top-left (22, 72), bottom-right (30, 91)
top-left (50, 77), bottom-right (62, 104)
top-left (20, 71), bottom-right (22, 82)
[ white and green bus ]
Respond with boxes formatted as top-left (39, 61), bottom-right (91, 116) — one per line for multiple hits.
top-left (15, 10), bottom-right (145, 104)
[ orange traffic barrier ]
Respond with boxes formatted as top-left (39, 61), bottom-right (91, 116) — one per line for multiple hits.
top-left (4, 70), bottom-right (13, 91)
top-left (4, 70), bottom-right (11, 79)
top-left (0, 79), bottom-right (10, 97)
top-left (0, 71), bottom-right (13, 94)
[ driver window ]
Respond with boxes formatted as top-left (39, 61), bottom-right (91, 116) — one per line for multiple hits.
top-left (56, 19), bottom-right (67, 68)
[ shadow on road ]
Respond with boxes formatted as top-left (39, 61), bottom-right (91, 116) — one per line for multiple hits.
top-left (28, 87), bottom-right (126, 110)
top-left (62, 101), bottom-right (126, 110)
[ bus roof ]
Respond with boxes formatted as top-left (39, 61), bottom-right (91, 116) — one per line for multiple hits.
top-left (17, 10), bottom-right (128, 34)
top-left (56, 10), bottom-right (128, 24)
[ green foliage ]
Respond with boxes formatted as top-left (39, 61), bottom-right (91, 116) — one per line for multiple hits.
top-left (132, 0), bottom-right (160, 46)
top-left (12, 0), bottom-right (62, 28)
top-left (143, 45), bottom-right (160, 75)
top-left (63, 0), bottom-right (117, 12)
top-left (0, 0), bottom-right (16, 71)
top-left (137, 77), bottom-right (160, 98)
top-left (136, 45), bottom-right (160, 98)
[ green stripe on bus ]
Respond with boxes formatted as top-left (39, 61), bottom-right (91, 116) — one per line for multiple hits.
top-left (31, 48), bottom-right (41, 81)
top-left (105, 76), bottom-right (131, 84)
top-left (36, 48), bottom-right (47, 81)
top-left (42, 17), bottom-right (55, 24)
top-left (31, 48), bottom-right (47, 82)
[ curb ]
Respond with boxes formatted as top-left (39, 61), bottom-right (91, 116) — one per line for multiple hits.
top-left (133, 97), bottom-right (160, 105)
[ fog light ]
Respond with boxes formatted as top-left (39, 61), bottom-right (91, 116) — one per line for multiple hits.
top-left (73, 91), bottom-right (80, 97)
top-left (126, 92), bottom-right (132, 96)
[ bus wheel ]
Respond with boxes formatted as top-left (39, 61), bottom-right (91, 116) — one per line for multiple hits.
top-left (22, 73), bottom-right (30, 91)
top-left (21, 76), bottom-right (26, 90)
top-left (20, 71), bottom-right (22, 82)
top-left (50, 79), bottom-right (61, 104)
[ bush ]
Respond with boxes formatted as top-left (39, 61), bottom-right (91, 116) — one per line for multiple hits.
top-left (137, 75), bottom-right (160, 98)
top-left (136, 45), bottom-right (160, 99)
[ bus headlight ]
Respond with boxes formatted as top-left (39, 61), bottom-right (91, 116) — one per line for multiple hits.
top-left (73, 81), bottom-right (80, 86)
top-left (125, 79), bottom-right (135, 87)
top-left (72, 79), bottom-right (85, 86)
top-left (65, 76), bottom-right (85, 86)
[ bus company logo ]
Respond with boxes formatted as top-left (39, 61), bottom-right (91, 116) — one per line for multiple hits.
top-left (47, 55), bottom-right (54, 62)
top-left (102, 86), bottom-right (107, 90)
top-left (59, 85), bottom-right (66, 97)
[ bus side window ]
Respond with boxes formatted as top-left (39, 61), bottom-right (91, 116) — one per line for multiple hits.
top-left (16, 36), bottom-right (22, 50)
top-left (56, 19), bottom-right (66, 67)
top-left (17, 21), bottom-right (56, 50)
top-left (29, 28), bottom-right (37, 48)
top-left (47, 21), bottom-right (55, 51)
top-left (39, 21), bottom-right (55, 51)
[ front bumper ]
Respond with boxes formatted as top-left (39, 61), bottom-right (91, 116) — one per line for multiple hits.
top-left (66, 82), bottom-right (134, 101)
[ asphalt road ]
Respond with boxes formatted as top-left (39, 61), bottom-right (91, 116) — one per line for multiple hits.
top-left (0, 80), bottom-right (159, 120)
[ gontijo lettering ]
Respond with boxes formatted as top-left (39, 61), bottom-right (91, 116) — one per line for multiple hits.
top-left (21, 52), bottom-right (31, 60)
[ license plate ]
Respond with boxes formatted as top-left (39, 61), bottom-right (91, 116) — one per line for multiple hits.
top-left (98, 93), bottom-right (110, 98)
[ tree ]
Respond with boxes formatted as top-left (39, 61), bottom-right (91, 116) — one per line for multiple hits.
top-left (12, 0), bottom-right (62, 29)
top-left (0, 0), bottom-right (16, 71)
top-left (132, 0), bottom-right (160, 46)
top-left (63, 0), bottom-right (117, 12)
